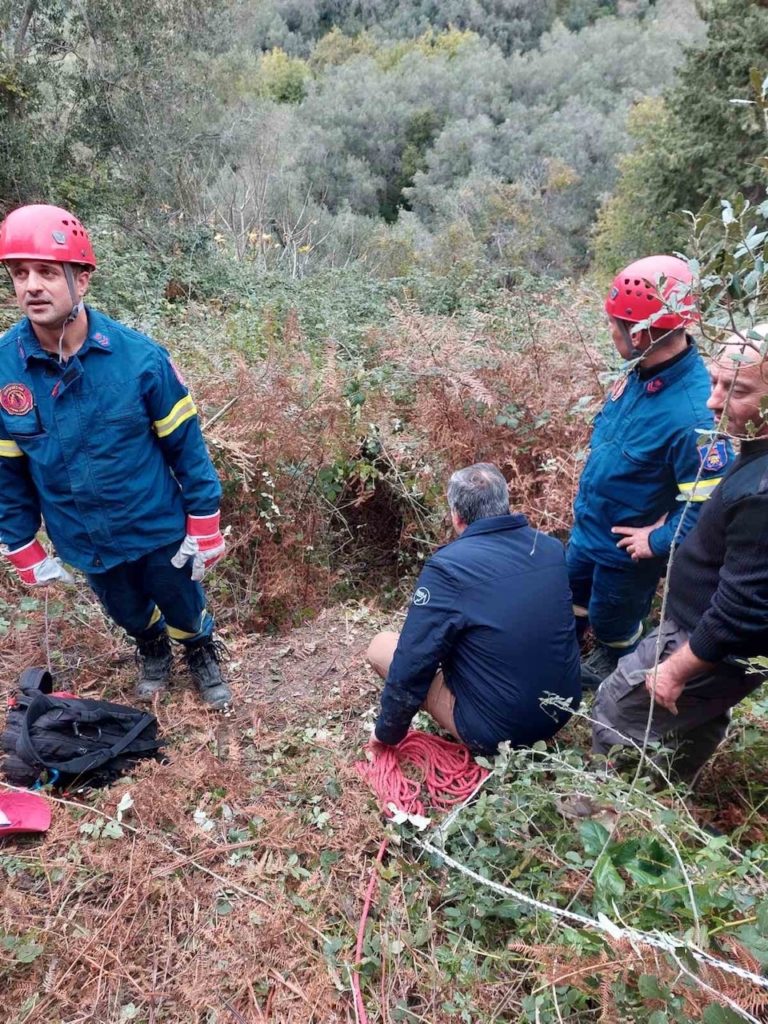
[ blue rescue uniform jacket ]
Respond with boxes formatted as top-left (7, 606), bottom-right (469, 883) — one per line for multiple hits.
top-left (571, 343), bottom-right (731, 566)
top-left (0, 307), bottom-right (221, 572)
top-left (375, 514), bottom-right (581, 753)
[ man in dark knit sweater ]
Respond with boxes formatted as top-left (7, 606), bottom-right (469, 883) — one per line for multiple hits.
top-left (592, 331), bottom-right (768, 780)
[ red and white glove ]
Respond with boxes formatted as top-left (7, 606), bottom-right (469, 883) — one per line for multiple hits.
top-left (5, 539), bottom-right (74, 586)
top-left (171, 512), bottom-right (226, 582)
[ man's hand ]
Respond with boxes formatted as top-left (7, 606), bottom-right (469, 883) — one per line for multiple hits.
top-left (171, 512), bottom-right (226, 582)
top-left (612, 513), bottom-right (667, 560)
top-left (4, 539), bottom-right (74, 586)
top-left (644, 642), bottom-right (714, 716)
top-left (645, 660), bottom-right (686, 715)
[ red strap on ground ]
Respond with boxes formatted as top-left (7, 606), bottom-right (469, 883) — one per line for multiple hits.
top-left (352, 731), bottom-right (488, 1021)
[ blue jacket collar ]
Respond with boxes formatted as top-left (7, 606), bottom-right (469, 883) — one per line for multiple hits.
top-left (634, 340), bottom-right (697, 391)
top-left (17, 306), bottom-right (113, 364)
top-left (458, 513), bottom-right (528, 539)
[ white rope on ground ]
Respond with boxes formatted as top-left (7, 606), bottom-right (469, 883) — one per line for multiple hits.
top-left (43, 590), bottom-right (53, 674)
top-left (418, 839), bottom-right (768, 1001)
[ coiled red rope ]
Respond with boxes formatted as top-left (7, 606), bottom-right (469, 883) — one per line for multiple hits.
top-left (352, 731), bottom-right (488, 1022)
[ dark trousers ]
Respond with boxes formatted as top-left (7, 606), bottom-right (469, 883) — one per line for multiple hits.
top-left (592, 619), bottom-right (764, 780)
top-left (86, 540), bottom-right (213, 646)
top-left (567, 541), bottom-right (664, 649)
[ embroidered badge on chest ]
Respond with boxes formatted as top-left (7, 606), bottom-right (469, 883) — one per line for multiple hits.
top-left (646, 378), bottom-right (664, 395)
top-left (698, 439), bottom-right (728, 472)
top-left (610, 376), bottom-right (628, 401)
top-left (0, 383), bottom-right (34, 416)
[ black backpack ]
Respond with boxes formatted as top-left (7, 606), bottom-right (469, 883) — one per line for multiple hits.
top-left (1, 668), bottom-right (164, 790)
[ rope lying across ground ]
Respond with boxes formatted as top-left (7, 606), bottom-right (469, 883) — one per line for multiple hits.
top-left (354, 731), bottom-right (768, 1024)
top-left (417, 840), bottom-right (768, 1014)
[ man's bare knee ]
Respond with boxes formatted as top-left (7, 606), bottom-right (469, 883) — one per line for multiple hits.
top-left (366, 630), bottom-right (400, 679)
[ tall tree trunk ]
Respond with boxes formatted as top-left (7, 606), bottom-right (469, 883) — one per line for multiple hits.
top-left (14, 0), bottom-right (37, 57)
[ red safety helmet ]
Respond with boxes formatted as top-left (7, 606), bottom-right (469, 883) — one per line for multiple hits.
top-left (0, 204), bottom-right (96, 269)
top-left (605, 255), bottom-right (697, 330)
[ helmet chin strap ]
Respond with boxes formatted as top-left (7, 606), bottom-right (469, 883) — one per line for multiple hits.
top-left (62, 263), bottom-right (83, 322)
top-left (618, 320), bottom-right (644, 360)
top-left (619, 321), bottom-right (677, 364)
top-left (57, 263), bottom-right (83, 363)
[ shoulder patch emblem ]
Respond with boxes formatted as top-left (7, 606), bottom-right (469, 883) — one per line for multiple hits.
top-left (0, 383), bottom-right (34, 416)
top-left (413, 587), bottom-right (431, 607)
top-left (698, 439), bottom-right (728, 472)
top-left (610, 376), bottom-right (627, 402)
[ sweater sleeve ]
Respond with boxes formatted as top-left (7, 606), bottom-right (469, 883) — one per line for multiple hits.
top-left (375, 561), bottom-right (462, 745)
top-left (687, 492), bottom-right (768, 663)
top-left (144, 347), bottom-right (222, 516)
top-left (0, 424), bottom-right (41, 551)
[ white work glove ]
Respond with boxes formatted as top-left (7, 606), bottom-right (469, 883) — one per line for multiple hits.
top-left (171, 512), bottom-right (226, 582)
top-left (4, 539), bottom-right (74, 586)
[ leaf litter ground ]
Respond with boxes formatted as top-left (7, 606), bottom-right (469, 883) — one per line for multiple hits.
top-left (2, 585), bottom-right (768, 1023)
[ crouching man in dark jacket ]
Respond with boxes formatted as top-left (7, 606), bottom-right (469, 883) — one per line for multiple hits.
top-left (367, 463), bottom-right (582, 753)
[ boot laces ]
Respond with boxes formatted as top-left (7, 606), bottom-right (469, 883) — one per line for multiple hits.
top-left (187, 638), bottom-right (230, 667)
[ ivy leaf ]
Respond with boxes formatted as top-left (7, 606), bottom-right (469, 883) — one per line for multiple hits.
top-left (703, 1004), bottom-right (748, 1024)
top-left (101, 820), bottom-right (124, 840)
top-left (15, 942), bottom-right (44, 963)
top-left (638, 974), bottom-right (669, 1000)
top-left (580, 819), bottom-right (610, 857)
top-left (734, 924), bottom-right (768, 965)
top-left (593, 853), bottom-right (625, 899)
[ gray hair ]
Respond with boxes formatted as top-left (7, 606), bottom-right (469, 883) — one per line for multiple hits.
top-left (447, 463), bottom-right (509, 525)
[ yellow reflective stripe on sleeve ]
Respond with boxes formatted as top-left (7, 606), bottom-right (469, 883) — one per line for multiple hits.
top-left (153, 395), bottom-right (197, 439)
top-left (0, 439), bottom-right (23, 457)
top-left (677, 477), bottom-right (723, 502)
top-left (145, 605), bottom-right (163, 630)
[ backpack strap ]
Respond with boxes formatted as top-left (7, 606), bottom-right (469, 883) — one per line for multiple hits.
top-left (18, 667), bottom-right (54, 696)
top-left (16, 694), bottom-right (161, 777)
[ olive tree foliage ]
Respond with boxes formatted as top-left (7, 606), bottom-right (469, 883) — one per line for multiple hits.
top-left (66, 0), bottom-right (231, 213)
top-left (0, 1), bottom-right (72, 206)
top-left (0, 0), bottom-right (229, 216)
top-left (225, 0), bottom-right (643, 62)
top-left (691, 71), bottom-right (768, 340)
top-left (0, 0), bottom-right (707, 284)
top-left (407, 4), bottom-right (703, 271)
top-left (295, 35), bottom-right (512, 221)
top-left (594, 0), bottom-right (768, 272)
top-left (234, 0), bottom-right (615, 56)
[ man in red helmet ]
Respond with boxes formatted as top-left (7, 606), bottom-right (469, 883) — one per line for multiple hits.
top-left (569, 255), bottom-right (733, 689)
top-left (0, 204), bottom-right (231, 709)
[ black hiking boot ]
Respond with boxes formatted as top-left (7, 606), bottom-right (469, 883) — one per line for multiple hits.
top-left (580, 643), bottom-right (623, 692)
top-left (135, 634), bottom-right (173, 701)
top-left (185, 638), bottom-right (232, 710)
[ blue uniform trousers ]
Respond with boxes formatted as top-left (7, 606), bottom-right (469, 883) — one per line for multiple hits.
top-left (86, 540), bottom-right (214, 646)
top-left (566, 540), bottom-right (663, 650)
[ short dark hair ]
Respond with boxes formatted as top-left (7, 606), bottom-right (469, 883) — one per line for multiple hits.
top-left (447, 463), bottom-right (509, 525)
